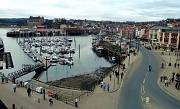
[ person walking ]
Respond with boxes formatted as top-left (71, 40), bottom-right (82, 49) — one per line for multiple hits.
top-left (107, 83), bottom-right (110, 91)
top-left (100, 81), bottom-right (103, 88)
top-left (172, 77), bottom-right (174, 83)
top-left (123, 64), bottom-right (125, 71)
top-left (49, 98), bottom-right (53, 105)
top-left (75, 98), bottom-right (78, 108)
top-left (109, 74), bottom-right (112, 81)
top-left (103, 83), bottom-right (106, 91)
top-left (174, 63), bottom-right (177, 68)
top-left (166, 79), bottom-right (169, 87)
top-left (164, 79), bottom-right (167, 86)
top-left (161, 63), bottom-right (164, 68)
top-left (121, 72), bottom-right (124, 79)
top-left (13, 83), bottom-right (16, 92)
top-left (12, 75), bottom-right (16, 84)
top-left (27, 87), bottom-right (31, 97)
top-left (1, 73), bottom-right (5, 84)
top-left (160, 76), bottom-right (163, 82)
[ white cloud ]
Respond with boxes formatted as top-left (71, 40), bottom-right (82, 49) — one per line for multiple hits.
top-left (0, 0), bottom-right (180, 21)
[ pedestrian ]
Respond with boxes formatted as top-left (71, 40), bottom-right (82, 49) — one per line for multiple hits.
top-left (27, 87), bottom-right (31, 97)
top-left (109, 74), bottom-right (112, 81)
top-left (166, 79), bottom-right (169, 87)
top-left (123, 64), bottom-right (125, 70)
top-left (121, 72), bottom-right (124, 79)
top-left (172, 72), bottom-right (175, 78)
top-left (175, 82), bottom-right (178, 89)
top-left (115, 70), bottom-right (118, 78)
top-left (107, 83), bottom-right (110, 91)
top-left (160, 76), bottom-right (163, 82)
top-left (13, 83), bottom-right (16, 92)
top-left (174, 63), bottom-right (177, 68)
top-left (75, 98), bottom-right (78, 108)
top-left (1, 73), bottom-right (5, 84)
top-left (172, 77), bottom-right (174, 83)
top-left (161, 63), bottom-right (164, 68)
top-left (100, 81), bottom-right (103, 88)
top-left (164, 79), bottom-right (167, 86)
top-left (20, 81), bottom-right (23, 87)
top-left (49, 98), bottom-right (53, 105)
top-left (103, 83), bottom-right (106, 91)
top-left (12, 75), bottom-right (16, 84)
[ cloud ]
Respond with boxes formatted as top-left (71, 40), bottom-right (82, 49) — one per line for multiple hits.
top-left (0, 0), bottom-right (180, 21)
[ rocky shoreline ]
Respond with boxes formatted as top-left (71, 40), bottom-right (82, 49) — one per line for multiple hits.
top-left (46, 65), bottom-right (116, 91)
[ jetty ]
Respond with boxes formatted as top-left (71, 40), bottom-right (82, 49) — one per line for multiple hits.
top-left (7, 43), bottom-right (51, 79)
top-left (25, 43), bottom-right (51, 68)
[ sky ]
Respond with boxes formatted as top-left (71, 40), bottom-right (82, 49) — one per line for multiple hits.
top-left (0, 0), bottom-right (180, 22)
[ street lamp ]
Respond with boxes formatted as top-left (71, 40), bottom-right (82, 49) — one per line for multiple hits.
top-left (46, 56), bottom-right (48, 82)
top-left (128, 29), bottom-right (131, 66)
top-left (117, 36), bottom-right (122, 84)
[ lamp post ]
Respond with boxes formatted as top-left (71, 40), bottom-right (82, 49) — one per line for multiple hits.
top-left (117, 36), bottom-right (122, 84)
top-left (128, 29), bottom-right (131, 66)
top-left (46, 56), bottom-right (48, 82)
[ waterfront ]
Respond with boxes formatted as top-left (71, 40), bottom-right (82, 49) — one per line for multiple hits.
top-left (0, 29), bottom-right (111, 82)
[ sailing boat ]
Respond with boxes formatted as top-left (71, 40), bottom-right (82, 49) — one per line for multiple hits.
top-left (93, 26), bottom-right (104, 53)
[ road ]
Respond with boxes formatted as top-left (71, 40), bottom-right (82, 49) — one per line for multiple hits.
top-left (117, 46), bottom-right (180, 109)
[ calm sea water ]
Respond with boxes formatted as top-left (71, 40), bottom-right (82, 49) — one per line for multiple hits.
top-left (0, 29), bottom-right (111, 82)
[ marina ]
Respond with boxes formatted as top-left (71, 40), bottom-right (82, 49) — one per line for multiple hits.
top-left (0, 29), bottom-right (112, 82)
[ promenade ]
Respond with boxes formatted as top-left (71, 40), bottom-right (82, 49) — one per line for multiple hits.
top-left (153, 50), bottom-right (180, 100)
top-left (1, 46), bottom-right (180, 109)
top-left (0, 49), bottom-right (141, 109)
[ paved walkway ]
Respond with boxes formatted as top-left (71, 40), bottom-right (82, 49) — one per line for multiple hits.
top-left (153, 50), bottom-right (180, 100)
top-left (0, 50), bottom-right (141, 109)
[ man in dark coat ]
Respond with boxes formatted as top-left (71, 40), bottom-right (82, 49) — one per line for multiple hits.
top-left (27, 87), bottom-right (31, 97)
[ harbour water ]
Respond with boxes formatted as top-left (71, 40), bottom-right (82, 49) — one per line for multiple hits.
top-left (0, 29), bottom-right (111, 82)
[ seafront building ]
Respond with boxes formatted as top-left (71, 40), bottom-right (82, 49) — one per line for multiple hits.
top-left (148, 26), bottom-right (180, 51)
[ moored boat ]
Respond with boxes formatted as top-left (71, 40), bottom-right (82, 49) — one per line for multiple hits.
top-left (0, 37), bottom-right (4, 52)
